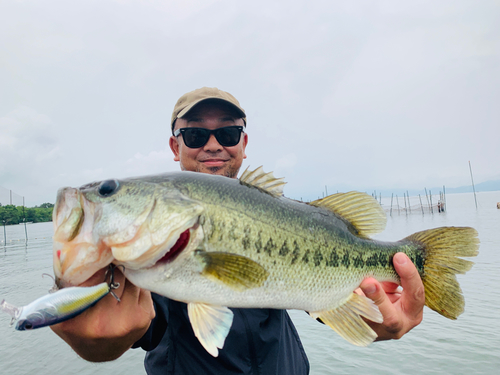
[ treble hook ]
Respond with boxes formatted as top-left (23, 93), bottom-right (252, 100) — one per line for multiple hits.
top-left (41, 273), bottom-right (59, 293)
top-left (104, 264), bottom-right (126, 302)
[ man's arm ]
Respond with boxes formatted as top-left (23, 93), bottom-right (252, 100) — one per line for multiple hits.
top-left (359, 252), bottom-right (425, 340)
top-left (50, 268), bottom-right (155, 362)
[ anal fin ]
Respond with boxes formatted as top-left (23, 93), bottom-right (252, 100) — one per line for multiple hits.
top-left (187, 302), bottom-right (234, 357)
top-left (310, 293), bottom-right (383, 347)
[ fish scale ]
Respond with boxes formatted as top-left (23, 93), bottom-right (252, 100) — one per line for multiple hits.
top-left (193, 196), bottom-right (411, 311)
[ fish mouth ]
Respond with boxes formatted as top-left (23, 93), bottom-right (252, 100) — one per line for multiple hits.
top-left (155, 228), bottom-right (191, 265)
top-left (111, 215), bottom-right (203, 270)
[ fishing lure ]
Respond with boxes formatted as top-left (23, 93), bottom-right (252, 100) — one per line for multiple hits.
top-left (0, 265), bottom-right (121, 330)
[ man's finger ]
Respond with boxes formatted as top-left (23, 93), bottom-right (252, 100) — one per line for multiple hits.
top-left (359, 279), bottom-right (398, 320)
top-left (393, 253), bottom-right (425, 318)
top-left (379, 281), bottom-right (400, 294)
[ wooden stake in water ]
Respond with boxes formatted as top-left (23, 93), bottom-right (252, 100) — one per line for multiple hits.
top-left (23, 196), bottom-right (28, 242)
top-left (443, 185), bottom-right (447, 212)
top-left (469, 161), bottom-right (478, 209)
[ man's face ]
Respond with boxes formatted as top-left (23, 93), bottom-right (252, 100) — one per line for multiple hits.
top-left (169, 102), bottom-right (248, 178)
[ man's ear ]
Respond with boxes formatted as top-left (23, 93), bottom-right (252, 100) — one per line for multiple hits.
top-left (242, 132), bottom-right (248, 159)
top-left (169, 135), bottom-right (181, 162)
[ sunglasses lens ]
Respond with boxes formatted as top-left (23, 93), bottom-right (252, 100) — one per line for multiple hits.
top-left (215, 127), bottom-right (242, 147)
top-left (179, 126), bottom-right (243, 148)
top-left (182, 128), bottom-right (210, 148)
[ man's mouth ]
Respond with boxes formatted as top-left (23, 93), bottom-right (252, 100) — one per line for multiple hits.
top-left (201, 159), bottom-right (228, 167)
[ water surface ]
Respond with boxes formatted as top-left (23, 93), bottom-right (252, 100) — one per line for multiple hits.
top-left (1, 192), bottom-right (498, 374)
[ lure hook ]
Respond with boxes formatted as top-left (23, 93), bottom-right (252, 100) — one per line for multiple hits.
top-left (41, 273), bottom-right (59, 293)
top-left (104, 264), bottom-right (126, 302)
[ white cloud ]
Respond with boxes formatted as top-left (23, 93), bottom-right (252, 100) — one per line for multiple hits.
top-left (124, 148), bottom-right (179, 176)
top-left (0, 0), bottom-right (499, 205)
top-left (0, 106), bottom-right (61, 174)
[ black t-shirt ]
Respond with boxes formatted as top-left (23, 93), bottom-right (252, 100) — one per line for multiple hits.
top-left (133, 293), bottom-right (310, 375)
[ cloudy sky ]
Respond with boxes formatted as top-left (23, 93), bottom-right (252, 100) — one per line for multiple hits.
top-left (1, 0), bottom-right (499, 206)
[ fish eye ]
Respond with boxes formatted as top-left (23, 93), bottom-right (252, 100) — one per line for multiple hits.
top-left (24, 321), bottom-right (33, 330)
top-left (98, 180), bottom-right (119, 197)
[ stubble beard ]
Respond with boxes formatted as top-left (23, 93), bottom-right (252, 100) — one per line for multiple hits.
top-left (197, 165), bottom-right (239, 179)
top-left (180, 162), bottom-right (240, 179)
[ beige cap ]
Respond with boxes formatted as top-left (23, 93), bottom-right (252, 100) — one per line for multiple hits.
top-left (171, 87), bottom-right (246, 131)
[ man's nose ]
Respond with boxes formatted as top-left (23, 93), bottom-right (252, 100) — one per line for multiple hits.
top-left (203, 134), bottom-right (222, 151)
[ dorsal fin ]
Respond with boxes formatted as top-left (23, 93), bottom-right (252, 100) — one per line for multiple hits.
top-left (309, 192), bottom-right (386, 238)
top-left (239, 166), bottom-right (286, 197)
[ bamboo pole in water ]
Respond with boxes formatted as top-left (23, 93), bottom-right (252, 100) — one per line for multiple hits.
top-left (443, 185), bottom-right (447, 212)
top-left (23, 196), bottom-right (28, 242)
top-left (425, 188), bottom-right (431, 212)
top-left (469, 161), bottom-right (478, 209)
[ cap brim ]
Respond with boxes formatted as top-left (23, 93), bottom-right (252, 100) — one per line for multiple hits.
top-left (177, 98), bottom-right (246, 120)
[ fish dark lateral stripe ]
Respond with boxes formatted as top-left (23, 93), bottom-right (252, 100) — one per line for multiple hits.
top-left (313, 250), bottom-right (323, 267)
top-left (290, 241), bottom-right (300, 264)
top-left (327, 252), bottom-right (339, 267)
top-left (342, 253), bottom-right (350, 267)
top-left (264, 238), bottom-right (274, 256)
top-left (353, 255), bottom-right (364, 268)
top-left (302, 249), bottom-right (310, 264)
top-left (279, 240), bottom-right (290, 256)
top-left (255, 232), bottom-right (262, 253)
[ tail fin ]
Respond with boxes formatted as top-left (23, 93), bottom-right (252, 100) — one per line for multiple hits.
top-left (405, 227), bottom-right (479, 319)
top-left (1, 299), bottom-right (21, 325)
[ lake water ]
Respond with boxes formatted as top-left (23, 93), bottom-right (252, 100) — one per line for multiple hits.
top-left (1, 191), bottom-right (499, 374)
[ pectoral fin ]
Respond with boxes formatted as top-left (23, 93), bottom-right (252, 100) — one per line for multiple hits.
top-left (194, 251), bottom-right (269, 292)
top-left (187, 302), bottom-right (234, 357)
top-left (310, 293), bottom-right (383, 347)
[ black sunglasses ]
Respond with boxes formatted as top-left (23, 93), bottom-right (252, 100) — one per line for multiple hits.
top-left (174, 126), bottom-right (244, 148)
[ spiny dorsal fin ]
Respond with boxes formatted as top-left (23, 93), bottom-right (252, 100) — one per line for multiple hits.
top-left (309, 191), bottom-right (386, 238)
top-left (239, 166), bottom-right (286, 197)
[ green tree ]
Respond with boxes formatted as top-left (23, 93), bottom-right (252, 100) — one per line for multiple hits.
top-left (0, 205), bottom-right (20, 225)
top-left (38, 203), bottom-right (54, 209)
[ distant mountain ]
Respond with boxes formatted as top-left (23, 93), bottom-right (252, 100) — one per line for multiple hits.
top-left (354, 179), bottom-right (500, 200)
top-left (443, 180), bottom-right (500, 194)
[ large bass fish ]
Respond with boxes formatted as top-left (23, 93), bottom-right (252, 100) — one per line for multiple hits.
top-left (52, 167), bottom-right (479, 356)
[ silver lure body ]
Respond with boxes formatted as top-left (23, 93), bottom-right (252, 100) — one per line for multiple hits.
top-left (1, 282), bottom-right (110, 330)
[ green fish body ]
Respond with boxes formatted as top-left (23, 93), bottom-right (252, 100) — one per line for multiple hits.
top-left (52, 167), bottom-right (479, 356)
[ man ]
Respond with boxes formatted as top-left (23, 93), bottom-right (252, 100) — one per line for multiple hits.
top-left (52, 87), bottom-right (425, 374)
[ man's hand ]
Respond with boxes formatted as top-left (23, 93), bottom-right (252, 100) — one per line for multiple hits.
top-left (359, 252), bottom-right (425, 341)
top-left (50, 267), bottom-right (155, 362)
